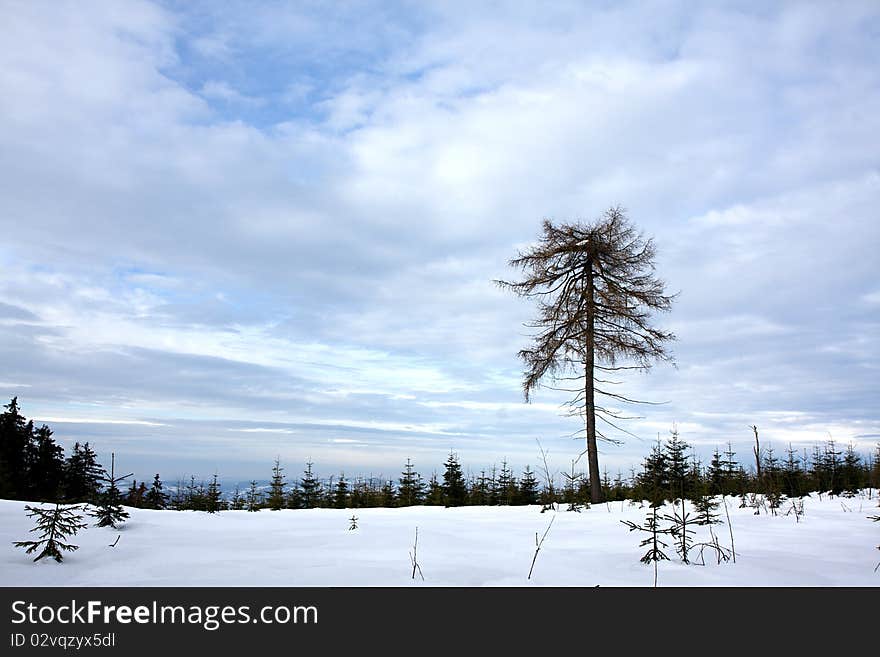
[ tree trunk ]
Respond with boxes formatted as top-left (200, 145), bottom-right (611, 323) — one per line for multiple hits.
top-left (752, 425), bottom-right (762, 485)
top-left (585, 262), bottom-right (603, 503)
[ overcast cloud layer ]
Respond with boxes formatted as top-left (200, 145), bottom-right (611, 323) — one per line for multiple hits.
top-left (1, 0), bottom-right (878, 482)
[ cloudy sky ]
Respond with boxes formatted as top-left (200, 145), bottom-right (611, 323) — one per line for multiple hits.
top-left (1, 0), bottom-right (878, 484)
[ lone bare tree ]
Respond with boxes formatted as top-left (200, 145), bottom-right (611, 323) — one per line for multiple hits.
top-left (497, 207), bottom-right (675, 503)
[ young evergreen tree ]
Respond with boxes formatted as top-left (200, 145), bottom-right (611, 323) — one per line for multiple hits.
top-left (518, 466), bottom-right (540, 505)
top-left (664, 427), bottom-right (690, 502)
top-left (349, 478), bottom-right (369, 508)
top-left (185, 475), bottom-right (209, 511)
top-left (688, 455), bottom-right (719, 526)
top-left (14, 503), bottom-right (87, 563)
top-left (246, 480), bottom-right (262, 512)
top-left (706, 449), bottom-right (725, 496)
top-left (495, 460), bottom-right (517, 506)
top-left (820, 441), bottom-right (844, 496)
top-left (782, 444), bottom-right (804, 498)
top-left (841, 444), bottom-right (864, 498)
top-left (300, 461), bottom-right (320, 509)
top-left (576, 476), bottom-right (593, 505)
top-left (638, 440), bottom-right (668, 507)
top-left (267, 458), bottom-right (287, 510)
top-left (380, 479), bottom-right (396, 507)
top-left (621, 506), bottom-right (673, 587)
top-left (334, 473), bottom-right (350, 509)
top-left (487, 465), bottom-right (499, 506)
top-left (722, 442), bottom-right (739, 496)
top-left (289, 484), bottom-right (306, 509)
top-left (29, 424), bottom-right (66, 501)
top-left (125, 480), bottom-right (148, 508)
top-left (424, 473), bottom-right (444, 506)
top-left (663, 497), bottom-right (696, 564)
top-left (168, 478), bottom-right (185, 510)
top-left (145, 474), bottom-right (168, 510)
top-left (229, 485), bottom-right (246, 510)
top-left (126, 480), bottom-right (138, 506)
top-left (0, 397), bottom-right (31, 499)
top-left (562, 461), bottom-right (585, 511)
top-left (691, 476), bottom-right (721, 526)
top-left (64, 442), bottom-right (104, 504)
top-left (608, 471), bottom-right (627, 503)
top-left (441, 452), bottom-right (468, 507)
top-left (206, 474), bottom-right (222, 513)
top-left (90, 453), bottom-right (131, 529)
top-left (398, 458), bottom-right (425, 506)
top-left (762, 445), bottom-right (785, 513)
top-left (470, 470), bottom-right (492, 506)
top-left (353, 477), bottom-right (374, 508)
top-left (809, 444), bottom-right (825, 494)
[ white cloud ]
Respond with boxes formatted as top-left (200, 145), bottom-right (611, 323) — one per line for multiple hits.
top-left (0, 1), bottom-right (877, 477)
top-left (34, 417), bottom-right (168, 427)
top-left (200, 80), bottom-right (265, 107)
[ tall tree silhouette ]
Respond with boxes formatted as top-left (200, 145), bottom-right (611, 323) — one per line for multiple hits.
top-left (0, 397), bottom-right (31, 498)
top-left (498, 208), bottom-right (675, 502)
top-left (64, 442), bottom-right (103, 503)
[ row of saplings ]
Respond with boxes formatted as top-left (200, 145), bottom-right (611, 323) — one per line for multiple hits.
top-left (607, 435), bottom-right (880, 585)
top-left (611, 482), bottom-right (880, 586)
top-left (14, 453), bottom-right (130, 563)
top-left (15, 467), bottom-right (880, 586)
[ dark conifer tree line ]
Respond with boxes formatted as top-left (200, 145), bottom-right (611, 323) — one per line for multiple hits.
top-left (0, 398), bottom-right (105, 503)
top-left (2, 398), bottom-right (878, 512)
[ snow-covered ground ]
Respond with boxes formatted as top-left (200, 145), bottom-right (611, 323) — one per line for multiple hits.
top-left (1, 494), bottom-right (877, 586)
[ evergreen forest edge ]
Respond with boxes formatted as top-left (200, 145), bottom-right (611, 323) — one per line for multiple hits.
top-left (3, 396), bottom-right (878, 513)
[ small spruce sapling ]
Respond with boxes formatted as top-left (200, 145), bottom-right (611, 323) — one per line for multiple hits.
top-left (300, 461), bottom-right (320, 509)
top-left (693, 494), bottom-right (721, 526)
top-left (621, 506), bottom-right (673, 587)
top-left (145, 474), bottom-right (168, 510)
top-left (536, 439), bottom-right (557, 512)
top-left (14, 504), bottom-right (87, 563)
top-left (229, 486), bottom-right (246, 510)
top-left (691, 476), bottom-right (721, 526)
top-left (663, 497), bottom-right (696, 564)
top-left (562, 460), bottom-right (586, 512)
top-left (206, 474), bottom-right (222, 513)
top-left (348, 515), bottom-right (358, 531)
top-left (91, 453), bottom-right (132, 529)
top-left (246, 480), bottom-right (262, 512)
top-left (268, 458), bottom-right (287, 510)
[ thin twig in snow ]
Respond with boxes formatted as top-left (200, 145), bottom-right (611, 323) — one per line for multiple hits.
top-left (527, 512), bottom-right (557, 580)
top-left (723, 496), bottom-right (736, 563)
top-left (409, 527), bottom-right (424, 581)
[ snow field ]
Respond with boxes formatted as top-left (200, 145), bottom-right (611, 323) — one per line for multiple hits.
top-left (1, 493), bottom-right (877, 586)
